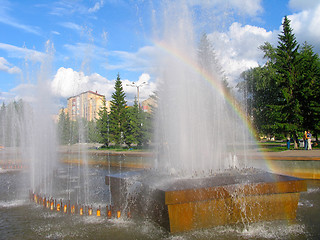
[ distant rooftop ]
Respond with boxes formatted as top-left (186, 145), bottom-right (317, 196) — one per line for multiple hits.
top-left (67, 90), bottom-right (105, 99)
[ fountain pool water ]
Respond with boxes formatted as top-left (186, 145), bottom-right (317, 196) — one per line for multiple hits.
top-left (0, 156), bottom-right (320, 239)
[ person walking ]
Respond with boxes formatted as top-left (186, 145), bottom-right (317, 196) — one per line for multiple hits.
top-left (307, 130), bottom-right (312, 150)
top-left (304, 131), bottom-right (308, 150)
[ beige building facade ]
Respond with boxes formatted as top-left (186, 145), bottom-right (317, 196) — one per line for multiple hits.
top-left (67, 91), bottom-right (106, 121)
top-left (141, 97), bottom-right (157, 113)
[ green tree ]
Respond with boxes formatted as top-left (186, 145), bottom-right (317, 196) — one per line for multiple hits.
top-left (238, 16), bottom-right (320, 143)
top-left (146, 92), bottom-right (158, 145)
top-left (298, 42), bottom-right (320, 138)
top-left (109, 73), bottom-right (127, 146)
top-left (198, 33), bottom-right (225, 78)
top-left (0, 103), bottom-right (6, 146)
top-left (87, 120), bottom-right (100, 143)
top-left (237, 41), bottom-right (280, 137)
top-left (57, 110), bottom-right (90, 145)
top-left (6, 100), bottom-right (24, 147)
top-left (124, 98), bottom-right (140, 147)
top-left (69, 120), bottom-right (79, 144)
top-left (77, 118), bottom-right (88, 143)
top-left (273, 16), bottom-right (302, 145)
top-left (124, 97), bottom-right (153, 148)
top-left (57, 109), bottom-right (71, 145)
top-left (138, 109), bottom-right (152, 147)
top-left (239, 17), bottom-right (302, 144)
top-left (96, 98), bottom-right (110, 147)
top-left (198, 33), bottom-right (230, 91)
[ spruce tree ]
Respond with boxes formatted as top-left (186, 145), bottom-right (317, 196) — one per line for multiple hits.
top-left (124, 98), bottom-right (140, 147)
top-left (0, 103), bottom-right (6, 146)
top-left (109, 73), bottom-right (127, 146)
top-left (198, 33), bottom-right (224, 77)
top-left (298, 42), bottom-right (320, 137)
top-left (57, 109), bottom-right (71, 145)
top-left (238, 17), bottom-right (320, 141)
top-left (274, 16), bottom-right (301, 146)
top-left (138, 109), bottom-right (152, 147)
top-left (247, 42), bottom-right (281, 136)
top-left (238, 66), bottom-right (277, 135)
top-left (70, 120), bottom-right (79, 144)
top-left (87, 120), bottom-right (100, 143)
top-left (96, 98), bottom-right (110, 147)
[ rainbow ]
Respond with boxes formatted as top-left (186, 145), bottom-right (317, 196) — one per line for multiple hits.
top-left (153, 39), bottom-right (274, 170)
top-left (153, 40), bottom-right (307, 223)
top-left (154, 40), bottom-right (258, 139)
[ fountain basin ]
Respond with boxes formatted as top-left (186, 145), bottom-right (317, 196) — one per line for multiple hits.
top-left (106, 170), bottom-right (307, 233)
top-left (266, 158), bottom-right (320, 179)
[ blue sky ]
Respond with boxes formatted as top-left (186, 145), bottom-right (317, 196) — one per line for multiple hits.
top-left (0, 0), bottom-right (320, 108)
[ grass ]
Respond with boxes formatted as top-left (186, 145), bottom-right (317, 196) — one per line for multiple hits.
top-left (94, 141), bottom-right (319, 153)
top-left (258, 140), bottom-right (320, 152)
top-left (259, 146), bottom-right (288, 152)
top-left (96, 145), bottom-right (150, 152)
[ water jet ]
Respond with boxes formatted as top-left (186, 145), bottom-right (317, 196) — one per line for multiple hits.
top-left (103, 1), bottom-right (307, 233)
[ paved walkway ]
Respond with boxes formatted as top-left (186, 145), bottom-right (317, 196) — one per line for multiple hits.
top-left (263, 149), bottom-right (320, 160)
top-left (59, 143), bottom-right (320, 160)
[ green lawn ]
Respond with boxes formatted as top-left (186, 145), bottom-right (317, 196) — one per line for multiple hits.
top-left (258, 141), bottom-right (320, 152)
top-left (94, 141), bottom-right (319, 153)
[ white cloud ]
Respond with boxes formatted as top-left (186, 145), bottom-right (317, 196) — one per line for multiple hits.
top-left (0, 43), bottom-right (46, 62)
top-left (0, 17), bottom-right (41, 35)
top-left (228, 0), bottom-right (263, 16)
top-left (61, 22), bottom-right (83, 32)
top-left (51, 67), bottom-right (91, 98)
top-left (51, 31), bottom-right (60, 35)
top-left (50, 0), bottom-right (106, 16)
top-left (137, 73), bottom-right (156, 101)
top-left (289, 0), bottom-right (319, 11)
top-left (107, 46), bottom-right (156, 72)
top-left (138, 73), bottom-right (151, 83)
top-left (287, 4), bottom-right (320, 52)
top-left (10, 83), bottom-right (37, 103)
top-left (50, 1), bottom-right (87, 16)
top-left (0, 90), bottom-right (16, 102)
top-left (0, 57), bottom-right (21, 74)
top-left (63, 42), bottom-right (107, 62)
top-left (188, 0), bottom-right (263, 16)
top-left (204, 1), bottom-right (320, 86)
top-left (88, 0), bottom-right (104, 13)
top-left (208, 22), bottom-right (273, 84)
top-left (0, 0), bottom-right (41, 35)
top-left (51, 67), bottom-right (155, 105)
top-left (123, 73), bottom-right (156, 104)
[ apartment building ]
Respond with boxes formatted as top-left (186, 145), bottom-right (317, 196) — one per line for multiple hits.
top-left (67, 91), bottom-right (106, 121)
top-left (141, 97), bottom-right (157, 113)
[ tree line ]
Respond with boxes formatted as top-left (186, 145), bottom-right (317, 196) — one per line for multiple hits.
top-left (57, 74), bottom-right (153, 148)
top-left (0, 100), bottom-right (25, 147)
top-left (237, 16), bottom-right (320, 147)
top-left (4, 17), bottom-right (319, 149)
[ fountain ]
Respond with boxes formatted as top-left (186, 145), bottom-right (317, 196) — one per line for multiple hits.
top-left (0, 1), bottom-right (309, 237)
top-left (0, 40), bottom-right (96, 214)
top-left (0, 40), bottom-right (58, 195)
top-left (106, 1), bottom-right (307, 233)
